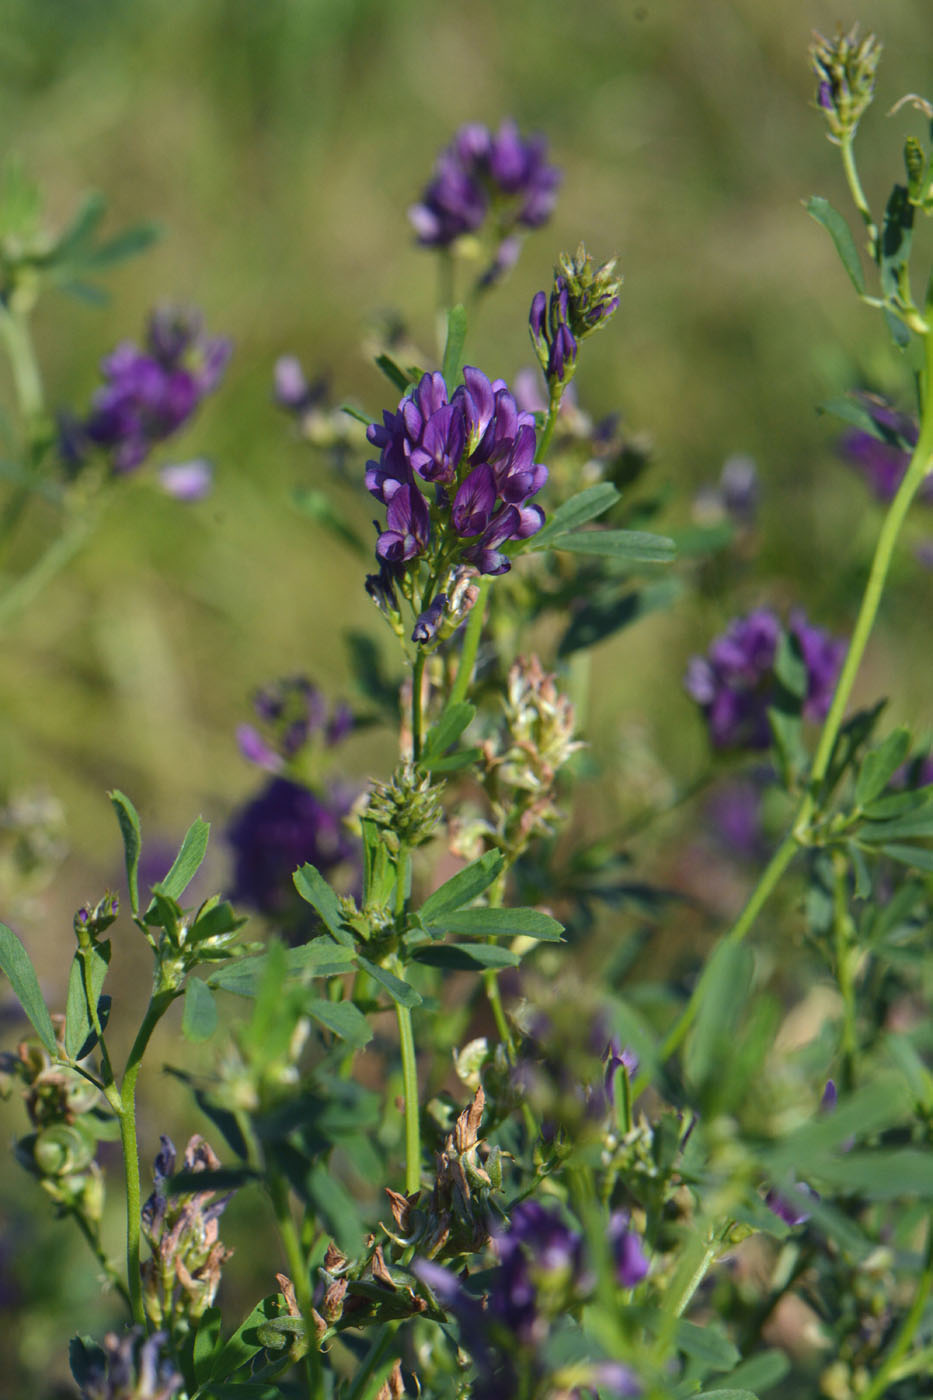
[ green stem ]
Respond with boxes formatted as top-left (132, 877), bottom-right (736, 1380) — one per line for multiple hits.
top-left (396, 1001), bottom-right (421, 1195)
top-left (536, 383), bottom-right (565, 461)
top-left (411, 650), bottom-right (427, 764)
top-left (840, 135), bottom-right (878, 259)
top-left (346, 1322), bottom-right (399, 1400)
top-left (0, 301), bottom-right (44, 429)
top-left (643, 830), bottom-right (797, 1085)
top-left (646, 328), bottom-right (933, 1093)
top-left (860, 1217), bottom-right (933, 1400)
top-left (832, 854), bottom-right (858, 1092)
top-left (448, 575), bottom-right (491, 709)
top-left (70, 1206), bottom-right (132, 1309)
top-left (119, 990), bottom-right (177, 1328)
top-left (0, 509), bottom-right (94, 629)
top-left (268, 1174), bottom-right (323, 1399)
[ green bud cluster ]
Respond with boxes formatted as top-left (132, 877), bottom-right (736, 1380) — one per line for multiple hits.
top-left (556, 242), bottom-right (623, 341)
top-left (365, 762), bottom-right (445, 854)
top-left (810, 26), bottom-right (882, 144)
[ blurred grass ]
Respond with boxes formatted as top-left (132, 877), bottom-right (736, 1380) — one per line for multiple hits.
top-left (1, 0), bottom-right (933, 1388)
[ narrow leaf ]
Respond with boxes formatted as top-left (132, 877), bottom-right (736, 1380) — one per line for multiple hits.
top-left (419, 746), bottom-right (481, 773)
top-left (880, 183), bottom-right (914, 301)
top-left (0, 924), bottom-right (57, 1055)
top-left (356, 956), bottom-right (422, 1007)
top-left (208, 938), bottom-right (354, 996)
top-left (83, 221), bottom-right (161, 268)
top-left (208, 1294), bottom-right (283, 1381)
top-left (856, 727), bottom-right (912, 807)
top-left (293, 488), bottom-right (368, 555)
top-left (551, 528), bottom-right (675, 563)
top-left (52, 192), bottom-right (106, 260)
top-left (293, 864), bottom-right (355, 946)
top-left (412, 943), bottom-right (522, 970)
top-left (152, 818), bottom-right (210, 902)
top-left (109, 789), bottom-right (142, 917)
top-left (805, 195), bottom-right (866, 293)
top-left (419, 851), bottom-right (504, 919)
top-left (375, 352), bottom-right (414, 394)
top-left (182, 978), bottom-right (219, 1042)
top-left (531, 483), bottom-right (621, 547)
top-left (441, 304), bottom-right (468, 386)
top-left (881, 842), bottom-right (933, 873)
top-left (425, 907), bottom-right (564, 941)
top-left (64, 943), bottom-right (111, 1061)
top-left (420, 701), bottom-right (475, 763)
top-left (306, 998), bottom-right (373, 1047)
top-left (559, 579), bottom-right (681, 657)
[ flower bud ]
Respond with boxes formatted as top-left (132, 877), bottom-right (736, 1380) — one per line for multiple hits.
top-left (810, 25), bottom-right (882, 143)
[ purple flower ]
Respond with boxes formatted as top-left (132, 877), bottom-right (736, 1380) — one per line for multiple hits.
top-left (68, 306), bottom-right (230, 476)
top-left (686, 609), bottom-right (844, 751)
top-left (76, 1327), bottom-right (182, 1400)
top-left (409, 120), bottom-right (560, 261)
top-left (238, 676), bottom-right (353, 772)
top-left (366, 367), bottom-right (547, 579)
top-left (529, 249), bottom-right (621, 389)
top-left (602, 1039), bottom-right (639, 1106)
top-left (158, 459), bottom-right (212, 501)
top-left (227, 776), bottom-right (357, 921)
top-left (705, 773), bottom-right (771, 862)
top-left (765, 1180), bottom-right (819, 1228)
top-left (838, 394), bottom-right (933, 505)
top-left (609, 1212), bottom-right (650, 1288)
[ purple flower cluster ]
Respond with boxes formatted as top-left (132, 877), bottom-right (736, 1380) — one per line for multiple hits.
top-left (409, 120), bottom-right (560, 250)
top-left (76, 1327), bottom-right (181, 1400)
top-left (838, 395), bottom-right (933, 505)
top-left (67, 306), bottom-right (231, 475)
top-left (227, 776), bottom-right (358, 923)
top-left (685, 608), bottom-right (845, 750)
top-left (416, 1201), bottom-right (642, 1399)
top-left (236, 676), bottom-right (353, 773)
top-left (366, 367), bottom-right (547, 577)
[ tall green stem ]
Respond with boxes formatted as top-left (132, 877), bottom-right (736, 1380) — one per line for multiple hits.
top-left (0, 301), bottom-right (44, 430)
top-left (840, 135), bottom-right (878, 258)
top-left (396, 1001), bottom-right (421, 1195)
top-left (268, 1174), bottom-right (323, 1399)
top-left (119, 990), bottom-right (176, 1326)
top-left (411, 650), bottom-right (427, 764)
top-left (536, 383), bottom-right (565, 461)
top-left (649, 329), bottom-right (933, 1090)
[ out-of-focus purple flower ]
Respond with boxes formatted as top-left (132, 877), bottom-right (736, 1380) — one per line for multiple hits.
top-left (719, 454), bottom-right (759, 523)
top-left (158, 459), bottom-right (212, 501)
top-left (409, 120), bottom-right (560, 259)
top-left (766, 1180), bottom-right (819, 1228)
top-left (821, 1079), bottom-right (838, 1112)
top-left (705, 773), bottom-right (771, 862)
top-left (589, 1361), bottom-right (642, 1397)
top-left (366, 366), bottom-right (546, 578)
top-left (273, 355), bottom-right (317, 413)
top-left (66, 306), bottom-right (230, 476)
top-left (609, 1212), bottom-right (650, 1288)
top-left (602, 1039), bottom-right (639, 1106)
top-left (76, 1326), bottom-right (182, 1400)
top-left (685, 609), bottom-right (845, 751)
top-left (838, 394), bottom-right (933, 506)
top-left (227, 776), bottom-right (357, 921)
top-left (238, 676), bottom-right (353, 773)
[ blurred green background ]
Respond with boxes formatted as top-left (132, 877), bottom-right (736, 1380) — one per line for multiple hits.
top-left (1, 0), bottom-right (933, 1389)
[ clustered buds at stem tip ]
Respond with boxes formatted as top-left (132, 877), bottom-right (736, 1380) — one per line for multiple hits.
top-left (529, 243), bottom-right (621, 391)
top-left (810, 25), bottom-right (882, 143)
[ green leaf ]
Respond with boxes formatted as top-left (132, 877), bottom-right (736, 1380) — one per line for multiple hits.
top-left (441, 303), bottom-right (468, 386)
top-left (293, 864), bottom-right (355, 946)
top-left (293, 488), bottom-right (368, 555)
top-left (208, 938), bottom-right (355, 996)
top-left (419, 851), bottom-right (504, 919)
top-left (764, 1078), bottom-right (909, 1175)
top-left (419, 701), bottom-right (475, 765)
top-left (424, 907), bottom-right (564, 941)
top-left (340, 402), bottom-right (372, 426)
top-left (356, 956), bottom-right (421, 1007)
top-left (0, 923), bottom-right (57, 1055)
top-left (412, 942), bottom-right (522, 970)
top-left (719, 1348), bottom-right (789, 1394)
top-left (374, 352), bottom-right (415, 394)
top-left (531, 483), bottom-right (621, 547)
top-left (189, 900), bottom-right (247, 944)
top-left (208, 1294), bottom-right (283, 1381)
top-left (685, 941), bottom-right (753, 1090)
top-left (182, 977), bottom-right (219, 1043)
top-left (304, 1158), bottom-right (362, 1253)
top-left (817, 395), bottom-right (913, 447)
top-left (152, 818), bottom-right (210, 902)
top-left (880, 183), bottom-right (914, 302)
top-left (804, 1148), bottom-right (933, 1198)
top-left (551, 528), bottom-right (675, 563)
top-left (192, 1306), bottom-right (223, 1385)
top-left (856, 727), bottom-right (912, 807)
top-left (82, 221), bottom-right (161, 268)
top-left (64, 943), bottom-right (111, 1061)
top-left (305, 997), bottom-right (372, 1047)
top-left (858, 802), bottom-right (933, 842)
top-left (805, 195), bottom-right (866, 294)
top-left (862, 785), bottom-right (933, 820)
top-left (773, 628), bottom-right (807, 701)
top-left (109, 789), bottom-right (142, 918)
top-left (880, 842), bottom-right (933, 873)
top-left (52, 192), bottom-right (106, 261)
top-left (420, 746), bottom-right (481, 773)
top-left (558, 579), bottom-right (681, 657)
top-left (361, 817), bottom-right (397, 906)
top-left (673, 1318), bottom-right (740, 1370)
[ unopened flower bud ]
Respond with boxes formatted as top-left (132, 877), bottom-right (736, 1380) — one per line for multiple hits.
top-left (810, 25), bottom-right (882, 143)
